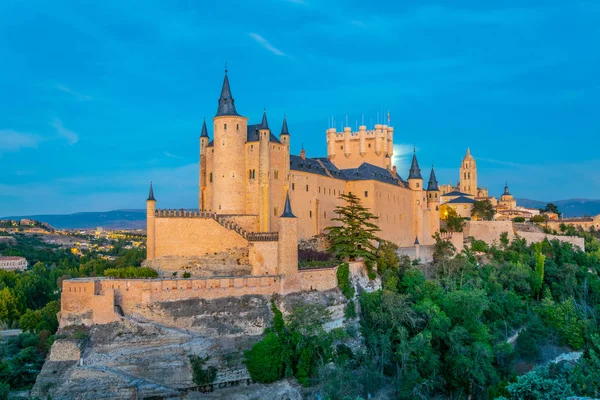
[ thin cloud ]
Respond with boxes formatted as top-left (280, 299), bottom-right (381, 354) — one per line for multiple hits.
top-left (164, 152), bottom-right (183, 160)
top-left (392, 143), bottom-right (416, 177)
top-left (249, 33), bottom-right (288, 57)
top-left (0, 130), bottom-right (42, 152)
top-left (285, 0), bottom-right (305, 4)
top-left (51, 119), bottom-right (79, 145)
top-left (56, 84), bottom-right (94, 101)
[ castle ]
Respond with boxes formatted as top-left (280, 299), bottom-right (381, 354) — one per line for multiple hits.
top-left (145, 69), bottom-right (441, 277)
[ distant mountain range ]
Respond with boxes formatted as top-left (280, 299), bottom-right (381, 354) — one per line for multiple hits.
top-left (2, 199), bottom-right (599, 229)
top-left (0, 209), bottom-right (146, 230)
top-left (517, 199), bottom-right (600, 218)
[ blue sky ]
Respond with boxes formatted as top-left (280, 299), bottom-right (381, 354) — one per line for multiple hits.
top-left (1, 0), bottom-right (599, 216)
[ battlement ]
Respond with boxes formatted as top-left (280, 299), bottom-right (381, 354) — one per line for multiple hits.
top-left (326, 124), bottom-right (394, 140)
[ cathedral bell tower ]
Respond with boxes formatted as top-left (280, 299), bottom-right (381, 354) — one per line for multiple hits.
top-left (459, 147), bottom-right (477, 196)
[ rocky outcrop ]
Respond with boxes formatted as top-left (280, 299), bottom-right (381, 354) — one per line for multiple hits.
top-left (33, 290), bottom-right (348, 399)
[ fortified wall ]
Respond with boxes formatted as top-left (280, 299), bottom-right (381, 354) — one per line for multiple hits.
top-left (464, 221), bottom-right (585, 250)
top-left (60, 267), bottom-right (338, 326)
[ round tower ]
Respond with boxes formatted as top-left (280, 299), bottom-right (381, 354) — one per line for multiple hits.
top-left (279, 114), bottom-right (291, 187)
top-left (199, 118), bottom-right (209, 210)
top-left (212, 69), bottom-right (248, 214)
top-left (146, 183), bottom-right (157, 260)
top-left (459, 147), bottom-right (477, 196)
top-left (258, 110), bottom-right (271, 232)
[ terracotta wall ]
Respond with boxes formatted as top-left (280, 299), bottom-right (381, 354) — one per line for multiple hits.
top-left (299, 267), bottom-right (338, 291)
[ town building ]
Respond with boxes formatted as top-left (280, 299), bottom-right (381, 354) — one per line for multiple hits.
top-left (0, 256), bottom-right (27, 271)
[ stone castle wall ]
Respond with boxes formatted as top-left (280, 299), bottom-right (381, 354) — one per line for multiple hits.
top-left (153, 217), bottom-right (248, 259)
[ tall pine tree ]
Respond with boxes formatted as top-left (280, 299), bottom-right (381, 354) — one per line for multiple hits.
top-left (326, 193), bottom-right (381, 261)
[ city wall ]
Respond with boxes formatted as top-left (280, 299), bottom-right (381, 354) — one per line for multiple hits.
top-left (518, 231), bottom-right (585, 251)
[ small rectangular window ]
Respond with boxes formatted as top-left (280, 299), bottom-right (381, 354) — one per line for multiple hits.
top-left (292, 183), bottom-right (295, 190)
top-left (364, 191), bottom-right (368, 197)
top-left (309, 211), bottom-right (312, 218)
top-left (306, 185), bottom-right (309, 192)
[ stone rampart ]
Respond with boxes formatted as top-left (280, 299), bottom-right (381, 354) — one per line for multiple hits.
top-left (61, 275), bottom-right (284, 326)
top-left (153, 217), bottom-right (249, 259)
top-left (298, 267), bottom-right (338, 291)
top-left (518, 231), bottom-right (585, 251)
top-left (464, 221), bottom-right (516, 244)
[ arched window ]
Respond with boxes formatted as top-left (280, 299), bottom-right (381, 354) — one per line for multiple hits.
top-left (236, 124), bottom-right (239, 130)
top-left (209, 173), bottom-right (213, 182)
top-left (224, 123), bottom-right (227, 130)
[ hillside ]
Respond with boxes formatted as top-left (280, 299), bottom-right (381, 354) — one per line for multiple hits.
top-left (517, 198), bottom-right (600, 217)
top-left (0, 209), bottom-right (146, 230)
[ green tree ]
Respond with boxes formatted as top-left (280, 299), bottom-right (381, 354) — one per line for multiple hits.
top-left (544, 203), bottom-right (559, 214)
top-left (569, 333), bottom-right (600, 396)
top-left (471, 199), bottom-right (495, 221)
top-left (0, 288), bottom-right (20, 323)
top-left (531, 242), bottom-right (545, 298)
top-left (444, 208), bottom-right (466, 232)
top-left (336, 263), bottom-right (354, 299)
top-left (326, 193), bottom-right (381, 261)
top-left (189, 355), bottom-right (217, 385)
top-left (500, 366), bottom-right (574, 400)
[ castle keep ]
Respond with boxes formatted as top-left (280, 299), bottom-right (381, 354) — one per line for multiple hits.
top-left (146, 70), bottom-right (441, 273)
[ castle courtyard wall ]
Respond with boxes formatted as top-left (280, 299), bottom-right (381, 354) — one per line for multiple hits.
top-left (153, 217), bottom-right (248, 258)
top-left (298, 267), bottom-right (338, 292)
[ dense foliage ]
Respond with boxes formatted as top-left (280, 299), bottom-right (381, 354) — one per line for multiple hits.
top-left (244, 300), bottom-right (348, 386)
top-left (471, 199), bottom-right (496, 221)
top-left (0, 234), bottom-right (146, 391)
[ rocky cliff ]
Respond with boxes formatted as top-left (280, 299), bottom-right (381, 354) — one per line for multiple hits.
top-left (33, 290), bottom-right (347, 399)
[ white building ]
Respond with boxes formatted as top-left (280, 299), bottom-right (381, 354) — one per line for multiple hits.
top-left (0, 256), bottom-right (28, 271)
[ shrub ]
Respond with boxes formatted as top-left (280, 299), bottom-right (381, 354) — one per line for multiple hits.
top-left (244, 332), bottom-right (285, 383)
top-left (530, 215), bottom-right (546, 223)
top-left (0, 383), bottom-right (8, 400)
top-left (103, 267), bottom-right (158, 279)
top-left (336, 263), bottom-right (354, 299)
top-left (183, 272), bottom-right (191, 278)
top-left (344, 300), bottom-right (357, 320)
top-left (513, 217), bottom-right (526, 223)
top-left (470, 239), bottom-right (488, 252)
top-left (189, 355), bottom-right (217, 385)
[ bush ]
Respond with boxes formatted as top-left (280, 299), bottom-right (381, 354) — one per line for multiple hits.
top-left (344, 300), bottom-right (356, 320)
top-left (103, 267), bottom-right (158, 279)
top-left (0, 383), bottom-right (8, 400)
top-left (189, 355), bottom-right (217, 385)
top-left (513, 217), bottom-right (526, 223)
top-left (530, 215), bottom-right (546, 223)
top-left (470, 239), bottom-right (488, 252)
top-left (244, 332), bottom-right (285, 383)
top-left (183, 272), bottom-right (191, 278)
top-left (336, 263), bottom-right (354, 299)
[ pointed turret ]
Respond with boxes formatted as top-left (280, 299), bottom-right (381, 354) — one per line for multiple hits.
top-left (280, 191), bottom-right (296, 218)
top-left (408, 150), bottom-right (422, 180)
top-left (200, 118), bottom-right (209, 138)
top-left (414, 236), bottom-right (420, 245)
top-left (260, 109), bottom-right (269, 130)
top-left (504, 181), bottom-right (510, 195)
top-left (427, 167), bottom-right (439, 191)
top-left (147, 182), bottom-right (156, 201)
top-left (280, 114), bottom-right (289, 135)
top-left (215, 69), bottom-right (239, 117)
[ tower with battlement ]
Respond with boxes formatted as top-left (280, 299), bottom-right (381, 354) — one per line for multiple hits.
top-left (326, 124), bottom-right (393, 170)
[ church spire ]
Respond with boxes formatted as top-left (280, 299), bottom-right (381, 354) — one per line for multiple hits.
top-left (280, 191), bottom-right (296, 218)
top-left (200, 118), bottom-right (209, 138)
top-left (147, 182), bottom-right (156, 201)
top-left (215, 67), bottom-right (239, 117)
top-left (260, 109), bottom-right (269, 130)
top-left (280, 114), bottom-right (289, 135)
top-left (408, 149), bottom-right (422, 180)
top-left (427, 166), bottom-right (439, 191)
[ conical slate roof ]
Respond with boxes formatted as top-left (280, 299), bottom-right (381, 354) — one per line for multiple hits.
top-left (200, 118), bottom-right (209, 138)
top-left (147, 182), bottom-right (156, 201)
top-left (215, 70), bottom-right (239, 117)
top-left (260, 110), bottom-right (269, 130)
top-left (281, 115), bottom-right (289, 135)
top-left (280, 191), bottom-right (296, 218)
top-left (408, 151), bottom-right (422, 180)
top-left (427, 167), bottom-right (439, 191)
